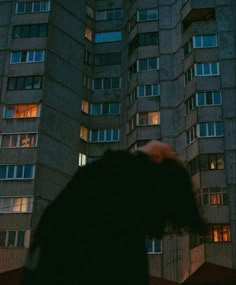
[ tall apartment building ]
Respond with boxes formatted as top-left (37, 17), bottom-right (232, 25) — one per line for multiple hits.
top-left (0, 0), bottom-right (235, 282)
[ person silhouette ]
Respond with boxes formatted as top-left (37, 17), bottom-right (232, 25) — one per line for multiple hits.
top-left (24, 140), bottom-right (204, 285)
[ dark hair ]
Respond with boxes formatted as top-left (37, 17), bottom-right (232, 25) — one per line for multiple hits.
top-left (24, 151), bottom-right (204, 285)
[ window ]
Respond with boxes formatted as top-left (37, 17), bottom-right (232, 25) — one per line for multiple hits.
top-left (78, 153), bottom-right (87, 166)
top-left (90, 129), bottom-right (120, 142)
top-left (0, 133), bottom-right (38, 148)
top-left (81, 100), bottom-right (89, 114)
top-left (3, 104), bottom-right (40, 118)
top-left (10, 50), bottom-right (45, 64)
top-left (137, 57), bottom-right (159, 71)
top-left (184, 66), bottom-right (195, 85)
top-left (127, 115), bottom-right (136, 133)
top-left (137, 112), bottom-right (160, 126)
top-left (80, 126), bottom-right (88, 142)
top-left (128, 13), bottom-right (137, 32)
top-left (0, 230), bottom-right (28, 248)
top-left (90, 103), bottom-right (120, 115)
top-left (195, 62), bottom-right (220, 76)
top-left (95, 53), bottom-right (121, 65)
top-left (0, 197), bottom-right (33, 213)
top-left (196, 91), bottom-right (222, 106)
top-left (15, 1), bottom-right (50, 14)
top-left (85, 27), bottom-right (93, 41)
top-left (137, 8), bottom-right (158, 22)
top-left (146, 238), bottom-right (162, 254)
top-left (186, 125), bottom-right (197, 144)
top-left (13, 23), bottom-right (48, 38)
top-left (193, 35), bottom-right (217, 48)
top-left (86, 5), bottom-right (94, 18)
top-left (185, 91), bottom-right (222, 113)
top-left (93, 77), bottom-right (121, 90)
top-left (183, 40), bottom-right (192, 57)
top-left (96, 9), bottom-right (123, 21)
top-left (129, 32), bottom-right (159, 54)
top-left (7, 76), bottom-right (43, 91)
top-left (206, 224), bottom-right (231, 242)
top-left (83, 74), bottom-right (91, 89)
top-left (138, 84), bottom-right (160, 97)
top-left (185, 94), bottom-right (196, 113)
top-left (84, 50), bottom-right (91, 65)
top-left (188, 154), bottom-right (224, 175)
top-left (0, 165), bottom-right (35, 180)
top-left (94, 31), bottom-right (122, 43)
top-left (199, 187), bottom-right (227, 206)
top-left (199, 122), bottom-right (224, 137)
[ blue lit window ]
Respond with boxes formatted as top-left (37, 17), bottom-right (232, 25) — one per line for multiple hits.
top-left (95, 31), bottom-right (122, 43)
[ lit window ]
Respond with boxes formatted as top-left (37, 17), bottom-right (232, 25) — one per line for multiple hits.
top-left (207, 224), bottom-right (231, 243)
top-left (0, 133), bottom-right (37, 148)
top-left (137, 112), bottom-right (160, 126)
top-left (78, 153), bottom-right (87, 166)
top-left (4, 104), bottom-right (40, 118)
top-left (80, 126), bottom-right (88, 141)
top-left (85, 27), bottom-right (93, 41)
top-left (81, 100), bottom-right (89, 114)
top-left (200, 187), bottom-right (227, 206)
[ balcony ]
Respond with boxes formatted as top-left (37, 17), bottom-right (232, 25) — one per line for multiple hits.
top-left (182, 0), bottom-right (216, 32)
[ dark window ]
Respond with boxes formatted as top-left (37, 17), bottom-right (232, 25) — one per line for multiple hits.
top-left (7, 76), bottom-right (43, 91)
top-left (13, 24), bottom-right (48, 39)
top-left (7, 231), bottom-right (16, 247)
top-left (0, 231), bottom-right (6, 246)
top-left (129, 32), bottom-right (159, 54)
top-left (17, 231), bottom-right (25, 247)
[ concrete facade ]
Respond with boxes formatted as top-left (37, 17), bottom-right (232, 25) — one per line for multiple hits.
top-left (0, 0), bottom-right (235, 282)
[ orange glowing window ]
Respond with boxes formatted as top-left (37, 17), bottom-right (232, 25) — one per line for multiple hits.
top-left (85, 27), bottom-right (93, 41)
top-left (210, 193), bottom-right (221, 205)
top-left (4, 104), bottom-right (40, 118)
top-left (208, 224), bottom-right (231, 243)
top-left (80, 126), bottom-right (88, 141)
top-left (222, 225), bottom-right (231, 242)
top-left (81, 100), bottom-right (89, 114)
top-left (13, 197), bottom-right (31, 213)
top-left (138, 112), bottom-right (160, 126)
